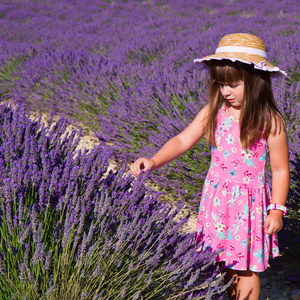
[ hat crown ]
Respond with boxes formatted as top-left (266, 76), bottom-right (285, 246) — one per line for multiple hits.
top-left (218, 33), bottom-right (266, 52)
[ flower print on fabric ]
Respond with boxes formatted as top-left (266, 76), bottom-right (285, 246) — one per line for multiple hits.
top-left (213, 197), bottom-right (221, 207)
top-left (229, 168), bottom-right (238, 178)
top-left (243, 170), bottom-right (254, 184)
top-left (215, 116), bottom-right (232, 146)
top-left (231, 159), bottom-right (241, 169)
top-left (241, 147), bottom-right (255, 167)
top-left (223, 149), bottom-right (231, 160)
top-left (226, 134), bottom-right (235, 144)
top-left (195, 104), bottom-right (279, 272)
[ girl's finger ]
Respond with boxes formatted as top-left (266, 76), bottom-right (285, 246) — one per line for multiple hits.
top-left (130, 163), bottom-right (140, 176)
top-left (264, 217), bottom-right (270, 230)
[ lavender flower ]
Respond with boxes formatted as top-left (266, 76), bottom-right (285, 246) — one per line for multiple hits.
top-left (45, 285), bottom-right (55, 296)
top-left (44, 250), bottom-right (51, 271)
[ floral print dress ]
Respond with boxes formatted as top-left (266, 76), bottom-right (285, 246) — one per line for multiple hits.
top-left (195, 104), bottom-right (279, 272)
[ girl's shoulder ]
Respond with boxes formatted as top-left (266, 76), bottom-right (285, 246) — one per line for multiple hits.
top-left (196, 104), bottom-right (210, 121)
top-left (266, 112), bottom-right (286, 139)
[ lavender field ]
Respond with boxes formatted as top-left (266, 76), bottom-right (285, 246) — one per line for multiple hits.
top-left (0, 0), bottom-right (299, 299)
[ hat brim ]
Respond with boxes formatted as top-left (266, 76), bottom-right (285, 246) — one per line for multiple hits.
top-left (194, 52), bottom-right (287, 77)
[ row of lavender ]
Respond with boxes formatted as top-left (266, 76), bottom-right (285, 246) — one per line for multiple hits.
top-left (0, 104), bottom-right (226, 299)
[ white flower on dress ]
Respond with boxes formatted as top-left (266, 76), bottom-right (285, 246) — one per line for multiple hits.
top-left (256, 207), bottom-right (262, 214)
top-left (213, 197), bottom-right (221, 206)
top-left (231, 186), bottom-right (241, 199)
top-left (231, 147), bottom-right (237, 153)
top-left (241, 148), bottom-right (256, 166)
top-left (250, 265), bottom-right (258, 271)
top-left (226, 134), bottom-right (235, 144)
top-left (243, 176), bottom-right (250, 184)
top-left (235, 235), bottom-right (241, 241)
top-left (235, 212), bottom-right (246, 225)
top-left (215, 221), bottom-right (225, 232)
top-left (241, 148), bottom-right (254, 158)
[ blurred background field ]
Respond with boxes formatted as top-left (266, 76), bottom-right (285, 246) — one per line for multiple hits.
top-left (0, 0), bottom-right (299, 299)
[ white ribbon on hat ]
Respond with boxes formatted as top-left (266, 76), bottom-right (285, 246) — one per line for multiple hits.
top-left (216, 46), bottom-right (268, 58)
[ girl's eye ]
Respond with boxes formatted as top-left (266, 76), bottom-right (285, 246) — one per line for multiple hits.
top-left (217, 82), bottom-right (241, 88)
top-left (230, 81), bottom-right (242, 88)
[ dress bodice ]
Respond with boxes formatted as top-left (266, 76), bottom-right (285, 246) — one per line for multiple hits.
top-left (209, 104), bottom-right (268, 187)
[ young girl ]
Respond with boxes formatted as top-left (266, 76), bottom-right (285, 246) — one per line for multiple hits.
top-left (130, 33), bottom-right (289, 300)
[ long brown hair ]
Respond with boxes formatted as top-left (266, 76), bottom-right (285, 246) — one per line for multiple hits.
top-left (205, 60), bottom-right (285, 149)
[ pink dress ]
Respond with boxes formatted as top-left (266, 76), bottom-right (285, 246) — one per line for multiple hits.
top-left (195, 104), bottom-right (279, 272)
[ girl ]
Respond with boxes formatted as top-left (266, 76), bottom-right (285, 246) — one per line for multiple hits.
top-left (130, 33), bottom-right (289, 300)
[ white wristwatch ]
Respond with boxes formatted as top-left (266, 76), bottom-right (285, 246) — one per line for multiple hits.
top-left (266, 204), bottom-right (287, 216)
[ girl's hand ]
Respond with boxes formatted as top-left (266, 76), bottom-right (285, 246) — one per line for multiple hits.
top-left (264, 211), bottom-right (283, 235)
top-left (130, 158), bottom-right (155, 176)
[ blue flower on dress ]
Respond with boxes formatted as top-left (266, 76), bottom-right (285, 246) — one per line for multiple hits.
top-left (229, 168), bottom-right (238, 177)
top-left (223, 116), bottom-right (232, 127)
top-left (223, 150), bottom-right (231, 159)
top-left (272, 247), bottom-right (279, 256)
top-left (241, 239), bottom-right (248, 249)
top-left (227, 228), bottom-right (233, 240)
top-left (253, 249), bottom-right (264, 264)
top-left (226, 134), bottom-right (235, 144)
top-left (257, 172), bottom-right (264, 186)
top-left (212, 182), bottom-right (220, 190)
top-left (259, 152), bottom-right (267, 161)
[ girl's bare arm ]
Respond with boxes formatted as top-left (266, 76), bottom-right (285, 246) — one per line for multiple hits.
top-left (130, 105), bottom-right (209, 175)
top-left (264, 122), bottom-right (289, 235)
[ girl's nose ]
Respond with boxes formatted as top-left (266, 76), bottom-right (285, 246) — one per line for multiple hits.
top-left (222, 86), bottom-right (231, 96)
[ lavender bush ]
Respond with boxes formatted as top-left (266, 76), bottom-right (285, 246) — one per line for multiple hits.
top-left (0, 104), bottom-right (227, 299)
top-left (0, 0), bottom-right (299, 260)
top-left (0, 0), bottom-right (299, 207)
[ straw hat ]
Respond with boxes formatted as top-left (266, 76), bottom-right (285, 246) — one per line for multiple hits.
top-left (194, 33), bottom-right (286, 76)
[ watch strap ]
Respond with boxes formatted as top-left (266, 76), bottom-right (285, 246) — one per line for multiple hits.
top-left (266, 203), bottom-right (287, 216)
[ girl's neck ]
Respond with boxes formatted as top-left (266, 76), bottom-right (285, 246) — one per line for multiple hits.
top-left (225, 103), bottom-right (241, 120)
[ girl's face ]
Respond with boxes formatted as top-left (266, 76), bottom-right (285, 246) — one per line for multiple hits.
top-left (218, 80), bottom-right (244, 109)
